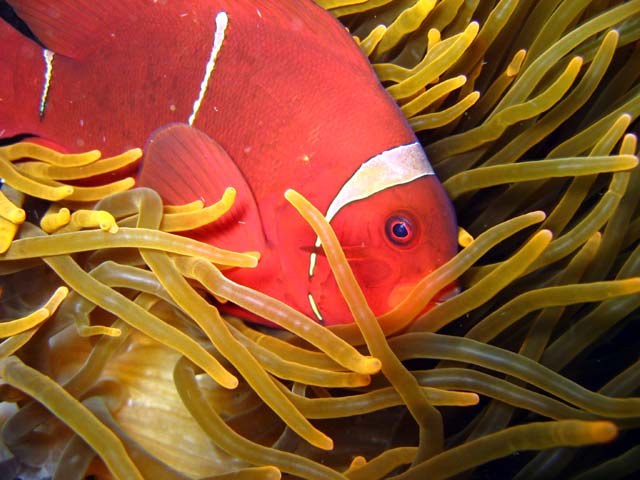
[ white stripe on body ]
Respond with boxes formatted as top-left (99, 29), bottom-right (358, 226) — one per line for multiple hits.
top-left (39, 49), bottom-right (55, 118)
top-left (189, 11), bottom-right (228, 126)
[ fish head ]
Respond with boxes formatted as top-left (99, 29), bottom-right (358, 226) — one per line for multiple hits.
top-left (339, 174), bottom-right (456, 304)
top-left (275, 142), bottom-right (458, 326)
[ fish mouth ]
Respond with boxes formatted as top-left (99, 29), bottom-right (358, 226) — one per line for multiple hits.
top-left (388, 282), bottom-right (460, 317)
top-left (433, 284), bottom-right (460, 305)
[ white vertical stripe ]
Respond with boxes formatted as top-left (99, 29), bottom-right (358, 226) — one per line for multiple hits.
top-left (307, 293), bottom-right (324, 323)
top-left (189, 11), bottom-right (228, 126)
top-left (308, 251), bottom-right (318, 276)
top-left (40, 49), bottom-right (55, 118)
top-left (325, 142), bottom-right (434, 223)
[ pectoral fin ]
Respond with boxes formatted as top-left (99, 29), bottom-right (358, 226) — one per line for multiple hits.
top-left (138, 123), bottom-right (266, 253)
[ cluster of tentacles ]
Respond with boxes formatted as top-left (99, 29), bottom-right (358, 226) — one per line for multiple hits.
top-left (0, 1), bottom-right (639, 479)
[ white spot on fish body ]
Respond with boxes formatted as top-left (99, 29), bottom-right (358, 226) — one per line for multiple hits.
top-left (79, 119), bottom-right (84, 127)
top-left (189, 11), bottom-right (228, 126)
top-left (291, 18), bottom-right (303, 31)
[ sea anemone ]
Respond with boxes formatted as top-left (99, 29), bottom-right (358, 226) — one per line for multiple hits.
top-left (1, 1), bottom-right (639, 479)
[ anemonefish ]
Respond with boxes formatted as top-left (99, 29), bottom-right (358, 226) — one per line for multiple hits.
top-left (0, 0), bottom-right (457, 326)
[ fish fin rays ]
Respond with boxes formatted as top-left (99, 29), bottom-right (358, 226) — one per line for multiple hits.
top-left (6, 0), bottom-right (131, 57)
top-left (138, 123), bottom-right (267, 253)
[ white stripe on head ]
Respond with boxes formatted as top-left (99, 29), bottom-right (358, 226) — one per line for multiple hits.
top-left (311, 141), bottom-right (434, 254)
top-left (325, 142), bottom-right (434, 224)
top-left (40, 49), bottom-right (55, 118)
top-left (189, 11), bottom-right (228, 126)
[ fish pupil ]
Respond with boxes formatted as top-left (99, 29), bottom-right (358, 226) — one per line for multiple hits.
top-left (393, 222), bottom-right (408, 238)
top-left (386, 215), bottom-right (414, 246)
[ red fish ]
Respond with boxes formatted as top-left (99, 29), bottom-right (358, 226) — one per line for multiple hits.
top-left (0, 0), bottom-right (457, 326)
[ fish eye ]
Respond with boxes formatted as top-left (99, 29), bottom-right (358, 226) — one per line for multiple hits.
top-left (385, 215), bottom-right (414, 246)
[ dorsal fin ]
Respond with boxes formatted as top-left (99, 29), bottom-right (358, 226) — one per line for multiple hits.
top-left (6, 0), bottom-right (131, 57)
top-left (138, 123), bottom-right (267, 253)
